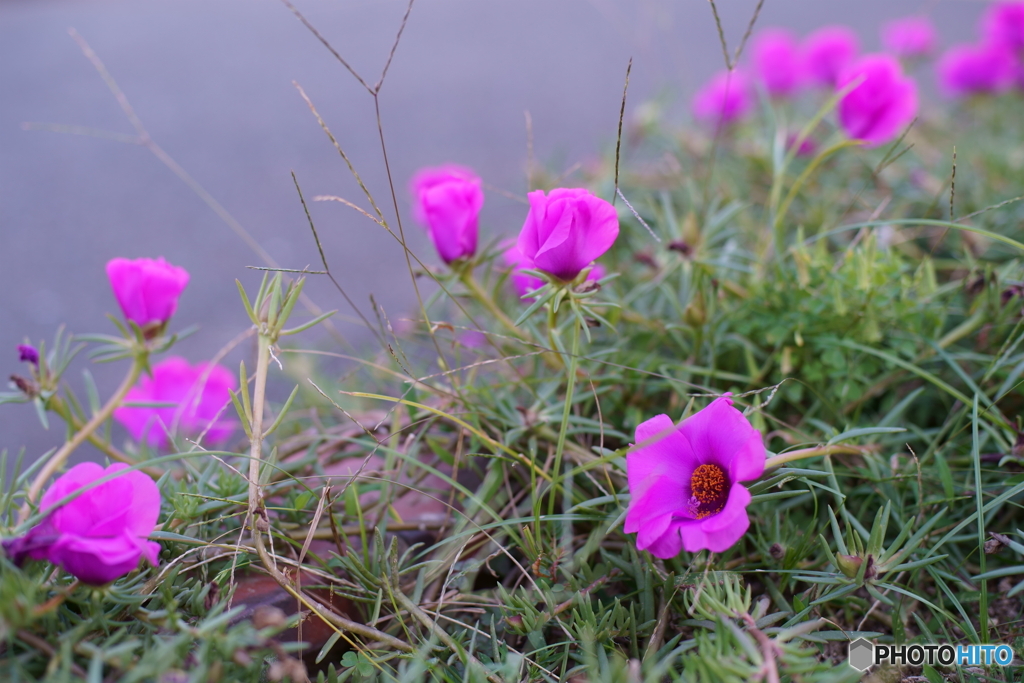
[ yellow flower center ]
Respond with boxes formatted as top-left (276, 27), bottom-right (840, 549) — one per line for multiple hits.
top-left (689, 463), bottom-right (728, 519)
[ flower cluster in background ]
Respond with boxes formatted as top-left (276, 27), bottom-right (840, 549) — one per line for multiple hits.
top-left (692, 2), bottom-right (1024, 148)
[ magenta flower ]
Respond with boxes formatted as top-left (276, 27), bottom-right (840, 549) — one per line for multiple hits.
top-left (802, 26), bottom-right (859, 87)
top-left (3, 463), bottom-right (161, 584)
top-left (114, 356), bottom-right (237, 448)
top-left (837, 54), bottom-right (918, 148)
top-left (982, 1), bottom-right (1024, 52)
top-left (881, 16), bottom-right (937, 58)
top-left (106, 257), bottom-right (190, 331)
top-left (516, 188), bottom-right (618, 282)
top-left (410, 165), bottom-right (484, 264)
top-left (502, 242), bottom-right (604, 298)
top-left (17, 344), bottom-right (39, 367)
top-left (752, 28), bottom-right (805, 97)
top-left (624, 396), bottom-right (765, 556)
top-left (692, 69), bottom-right (753, 125)
top-left (937, 42), bottom-right (1016, 97)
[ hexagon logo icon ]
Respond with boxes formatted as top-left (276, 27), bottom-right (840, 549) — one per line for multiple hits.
top-left (848, 638), bottom-right (874, 671)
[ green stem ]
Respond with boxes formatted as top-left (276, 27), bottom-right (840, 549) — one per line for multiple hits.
top-left (548, 313), bottom-right (581, 517)
top-left (460, 270), bottom-right (522, 338)
top-left (47, 395), bottom-right (156, 475)
top-left (763, 444), bottom-right (865, 471)
top-left (247, 334), bottom-right (271, 529)
top-left (546, 304), bottom-right (565, 370)
top-left (23, 355), bottom-right (145, 514)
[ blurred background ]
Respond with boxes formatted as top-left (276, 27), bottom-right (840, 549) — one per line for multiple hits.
top-left (0, 0), bottom-right (984, 461)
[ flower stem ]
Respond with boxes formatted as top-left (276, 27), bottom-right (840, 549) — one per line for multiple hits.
top-left (244, 318), bottom-right (414, 654)
top-left (246, 334), bottom-right (271, 522)
top-left (459, 270), bottom-right (522, 338)
top-left (22, 356), bottom-right (144, 518)
top-left (46, 395), bottom-right (157, 475)
top-left (763, 444), bottom-right (866, 471)
top-left (548, 310), bottom-right (581, 517)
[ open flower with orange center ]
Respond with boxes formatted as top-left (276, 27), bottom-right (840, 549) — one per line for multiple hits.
top-left (624, 395), bottom-right (766, 557)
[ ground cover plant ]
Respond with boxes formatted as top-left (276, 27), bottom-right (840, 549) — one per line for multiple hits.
top-left (5, 1), bottom-right (1024, 681)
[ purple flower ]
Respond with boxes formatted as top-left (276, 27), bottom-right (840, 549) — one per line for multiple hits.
top-left (802, 26), bottom-right (859, 87)
top-left (502, 242), bottom-right (604, 299)
top-left (937, 42), bottom-right (1016, 97)
top-left (881, 16), bottom-right (938, 58)
top-left (837, 54), bottom-right (918, 148)
top-left (3, 462), bottom-right (161, 585)
top-left (17, 344), bottom-right (39, 367)
top-left (106, 257), bottom-right (190, 330)
top-left (692, 69), bottom-right (753, 125)
top-left (624, 395), bottom-right (765, 556)
top-left (982, 2), bottom-right (1024, 52)
top-left (752, 28), bottom-right (805, 97)
top-left (114, 357), bottom-right (237, 448)
top-left (516, 189), bottom-right (619, 282)
top-left (410, 165), bottom-right (484, 264)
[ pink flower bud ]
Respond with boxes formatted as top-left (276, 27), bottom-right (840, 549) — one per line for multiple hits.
top-left (937, 42), bottom-right (1016, 97)
top-left (625, 395), bottom-right (766, 556)
top-left (803, 26), bottom-right (859, 88)
top-left (17, 344), bottom-right (39, 367)
top-left (106, 257), bottom-right (190, 330)
top-left (516, 189), bottom-right (619, 282)
top-left (752, 28), bottom-right (805, 97)
top-left (114, 357), bottom-right (237, 448)
top-left (837, 54), bottom-right (918, 148)
top-left (410, 165), bottom-right (484, 264)
top-left (692, 69), bottom-right (753, 125)
top-left (3, 463), bottom-right (161, 585)
top-left (881, 16), bottom-right (937, 58)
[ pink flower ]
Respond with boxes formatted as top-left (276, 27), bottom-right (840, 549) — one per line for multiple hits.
top-left (410, 165), bottom-right (484, 264)
top-left (516, 189), bottom-right (618, 282)
top-left (114, 357), bottom-right (237, 448)
top-left (624, 395), bottom-right (765, 556)
top-left (837, 54), bottom-right (918, 148)
top-left (106, 257), bottom-right (190, 330)
top-left (982, 1), bottom-right (1024, 52)
top-left (937, 42), bottom-right (1016, 97)
top-left (3, 463), bottom-right (161, 584)
top-left (752, 28), bottom-right (805, 97)
top-left (692, 69), bottom-right (753, 125)
top-left (803, 26), bottom-right (859, 87)
top-left (881, 16), bottom-right (937, 58)
top-left (502, 242), bottom-right (604, 298)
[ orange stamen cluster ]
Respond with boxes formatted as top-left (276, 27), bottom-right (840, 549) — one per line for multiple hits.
top-left (690, 463), bottom-right (728, 519)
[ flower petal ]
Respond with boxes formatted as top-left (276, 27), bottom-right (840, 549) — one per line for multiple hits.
top-left (625, 476), bottom-right (688, 535)
top-left (677, 395), bottom-right (764, 477)
top-left (628, 414), bottom-right (697, 501)
top-left (47, 532), bottom-right (146, 585)
top-left (642, 522), bottom-right (684, 559)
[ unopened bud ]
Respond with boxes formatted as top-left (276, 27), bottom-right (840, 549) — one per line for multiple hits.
top-left (17, 344), bottom-right (39, 367)
top-left (836, 553), bottom-right (863, 578)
